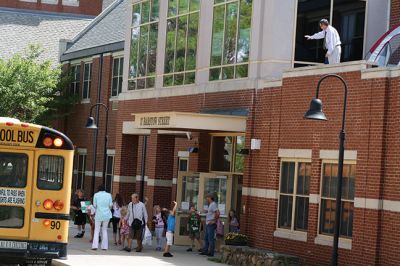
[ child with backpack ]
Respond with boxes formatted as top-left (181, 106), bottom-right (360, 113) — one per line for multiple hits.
top-left (186, 206), bottom-right (203, 252)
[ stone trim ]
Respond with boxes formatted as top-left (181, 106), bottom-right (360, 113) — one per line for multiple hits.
top-left (76, 148), bottom-right (87, 154)
top-left (178, 151), bottom-right (189, 158)
top-left (107, 149), bottom-right (115, 155)
top-left (172, 178), bottom-right (177, 185)
top-left (147, 179), bottom-right (172, 187)
top-left (113, 175), bottom-right (135, 183)
top-left (242, 187), bottom-right (278, 199)
top-left (278, 149), bottom-right (312, 159)
top-left (361, 67), bottom-right (400, 80)
top-left (309, 194), bottom-right (320, 204)
top-left (319, 150), bottom-right (357, 160)
top-left (273, 229), bottom-right (307, 242)
top-left (314, 235), bottom-right (352, 250)
top-left (85, 171), bottom-right (102, 177)
top-left (283, 61), bottom-right (368, 78)
top-left (135, 175), bottom-right (148, 182)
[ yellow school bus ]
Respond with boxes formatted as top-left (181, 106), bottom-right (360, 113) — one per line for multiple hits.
top-left (0, 118), bottom-right (74, 265)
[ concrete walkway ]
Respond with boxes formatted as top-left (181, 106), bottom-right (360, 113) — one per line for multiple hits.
top-left (53, 225), bottom-right (222, 266)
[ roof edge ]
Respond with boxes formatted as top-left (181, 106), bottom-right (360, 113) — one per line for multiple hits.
top-left (60, 41), bottom-right (124, 61)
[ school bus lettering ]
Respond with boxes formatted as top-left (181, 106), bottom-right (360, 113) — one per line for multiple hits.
top-left (0, 129), bottom-right (35, 144)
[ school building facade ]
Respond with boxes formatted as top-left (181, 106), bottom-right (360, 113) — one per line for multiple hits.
top-left (59, 0), bottom-right (400, 265)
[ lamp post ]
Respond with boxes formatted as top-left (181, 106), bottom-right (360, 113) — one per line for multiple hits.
top-left (85, 103), bottom-right (109, 195)
top-left (304, 74), bottom-right (348, 266)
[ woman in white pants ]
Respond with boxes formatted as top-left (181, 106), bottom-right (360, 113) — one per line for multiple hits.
top-left (91, 185), bottom-right (113, 250)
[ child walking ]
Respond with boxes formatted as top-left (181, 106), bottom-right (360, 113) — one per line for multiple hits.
top-left (163, 201), bottom-right (177, 258)
top-left (186, 206), bottom-right (202, 252)
top-left (152, 205), bottom-right (165, 251)
top-left (119, 206), bottom-right (130, 249)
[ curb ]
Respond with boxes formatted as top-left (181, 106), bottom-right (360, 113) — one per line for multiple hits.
top-left (52, 259), bottom-right (70, 266)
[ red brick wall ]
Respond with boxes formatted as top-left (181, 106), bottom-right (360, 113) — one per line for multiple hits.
top-left (0, 0), bottom-right (102, 16)
top-left (391, 0), bottom-right (400, 28)
top-left (62, 58), bottom-right (400, 265)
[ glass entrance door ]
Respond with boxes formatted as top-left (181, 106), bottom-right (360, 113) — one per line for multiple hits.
top-left (175, 172), bottom-right (232, 245)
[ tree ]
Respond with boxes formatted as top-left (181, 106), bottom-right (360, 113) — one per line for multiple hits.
top-left (0, 45), bottom-right (78, 125)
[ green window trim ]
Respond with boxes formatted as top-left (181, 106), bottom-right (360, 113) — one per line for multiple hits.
top-left (128, 0), bottom-right (160, 90)
top-left (164, 0), bottom-right (200, 87)
top-left (210, 0), bottom-right (252, 81)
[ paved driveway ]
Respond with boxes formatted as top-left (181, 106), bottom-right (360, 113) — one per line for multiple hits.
top-left (53, 225), bottom-right (222, 266)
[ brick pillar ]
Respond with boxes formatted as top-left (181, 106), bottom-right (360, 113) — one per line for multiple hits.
top-left (143, 130), bottom-right (176, 214)
top-left (113, 134), bottom-right (138, 204)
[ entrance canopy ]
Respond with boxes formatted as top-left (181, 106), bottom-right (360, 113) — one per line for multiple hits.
top-left (131, 112), bottom-right (247, 133)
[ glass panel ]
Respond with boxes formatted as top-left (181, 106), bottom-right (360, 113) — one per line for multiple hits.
top-left (278, 195), bottom-right (293, 229)
top-left (175, 15), bottom-right (188, 72)
top-left (132, 3), bottom-right (141, 26)
top-left (130, 28), bottom-right (140, 79)
top-left (175, 73), bottom-right (184, 85)
top-left (280, 162), bottom-right (295, 194)
top-left (179, 0), bottom-right (189, 15)
top-left (151, 0), bottom-right (159, 21)
top-left (234, 136), bottom-right (245, 173)
top-left (223, 2), bottom-right (238, 65)
top-left (146, 77), bottom-right (155, 88)
top-left (37, 156), bottom-right (64, 190)
top-left (0, 206), bottom-right (24, 228)
top-left (148, 23), bottom-right (158, 75)
top-left (179, 216), bottom-right (190, 236)
top-left (210, 136), bottom-right (232, 172)
top-left (203, 177), bottom-right (227, 215)
top-left (142, 1), bottom-right (150, 23)
top-left (164, 75), bottom-right (174, 86)
top-left (186, 12), bottom-right (199, 71)
top-left (237, 0), bottom-right (251, 63)
top-left (297, 162), bottom-right (310, 195)
top-left (0, 153), bottom-right (28, 188)
top-left (190, 0), bottom-right (200, 12)
top-left (181, 175), bottom-right (200, 209)
top-left (332, 0), bottom-right (366, 62)
top-left (165, 18), bottom-right (177, 73)
top-left (138, 25), bottom-right (149, 77)
top-left (222, 66), bottom-right (234, 80)
top-left (209, 68), bottom-right (221, 81)
top-left (320, 199), bottom-right (336, 235)
top-left (112, 77), bottom-right (118, 97)
top-left (295, 0), bottom-right (331, 64)
top-left (179, 159), bottom-right (188, 172)
top-left (294, 196), bottom-right (309, 230)
top-left (340, 201), bottom-right (353, 237)
top-left (119, 58), bottom-right (124, 76)
top-left (211, 5), bottom-right (224, 67)
top-left (235, 64), bottom-right (248, 78)
top-left (168, 0), bottom-right (178, 17)
top-left (184, 71), bottom-right (196, 84)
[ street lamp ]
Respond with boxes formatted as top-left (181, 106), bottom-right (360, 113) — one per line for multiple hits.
top-left (85, 103), bottom-right (109, 195)
top-left (304, 74), bottom-right (348, 266)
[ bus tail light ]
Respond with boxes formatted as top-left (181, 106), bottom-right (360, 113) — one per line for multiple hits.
top-left (53, 200), bottom-right (64, 211)
top-left (43, 137), bottom-right (53, 147)
top-left (53, 138), bottom-right (64, 148)
top-left (43, 199), bottom-right (53, 210)
top-left (43, 220), bottom-right (51, 227)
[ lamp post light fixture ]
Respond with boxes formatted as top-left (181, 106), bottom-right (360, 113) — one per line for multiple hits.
top-left (304, 74), bottom-right (348, 266)
top-left (85, 103), bottom-right (109, 196)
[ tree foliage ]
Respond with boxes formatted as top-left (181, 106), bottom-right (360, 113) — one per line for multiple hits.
top-left (0, 45), bottom-right (78, 125)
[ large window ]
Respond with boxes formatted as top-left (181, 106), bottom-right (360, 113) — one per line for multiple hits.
top-left (76, 154), bottom-right (86, 190)
top-left (210, 135), bottom-right (245, 173)
top-left (278, 161), bottom-right (311, 231)
top-left (0, 153), bottom-right (28, 188)
top-left (111, 57), bottom-right (124, 97)
top-left (70, 64), bottom-right (81, 95)
top-left (105, 155), bottom-right (114, 193)
top-left (295, 0), bottom-right (366, 67)
top-left (82, 63), bottom-right (92, 99)
top-left (128, 0), bottom-right (159, 90)
top-left (164, 0), bottom-right (200, 87)
top-left (319, 163), bottom-right (355, 238)
top-left (210, 0), bottom-right (252, 81)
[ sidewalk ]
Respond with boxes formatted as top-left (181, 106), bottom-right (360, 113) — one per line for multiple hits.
top-left (53, 225), bottom-right (222, 266)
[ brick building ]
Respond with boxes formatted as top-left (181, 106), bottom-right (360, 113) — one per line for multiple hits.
top-left (59, 0), bottom-right (400, 265)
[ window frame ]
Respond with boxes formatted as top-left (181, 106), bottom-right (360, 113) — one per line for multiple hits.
top-left (163, 0), bottom-right (200, 87)
top-left (292, 0), bottom-right (368, 67)
top-left (111, 57), bottom-right (124, 98)
top-left (70, 64), bottom-right (81, 95)
top-left (105, 154), bottom-right (115, 193)
top-left (37, 155), bottom-right (65, 191)
top-left (276, 158), bottom-right (312, 233)
top-left (209, 0), bottom-right (253, 81)
top-left (317, 159), bottom-right (356, 239)
top-left (76, 153), bottom-right (86, 190)
top-left (82, 62), bottom-right (92, 100)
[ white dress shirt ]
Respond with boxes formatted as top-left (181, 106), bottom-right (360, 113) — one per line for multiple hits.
top-left (309, 25), bottom-right (341, 56)
top-left (127, 201), bottom-right (148, 226)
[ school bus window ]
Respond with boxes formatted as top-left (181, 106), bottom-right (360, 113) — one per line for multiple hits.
top-left (0, 153), bottom-right (28, 188)
top-left (0, 206), bottom-right (24, 228)
top-left (38, 155), bottom-right (64, 190)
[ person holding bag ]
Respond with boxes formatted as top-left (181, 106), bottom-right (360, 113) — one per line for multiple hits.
top-left (125, 193), bottom-right (148, 252)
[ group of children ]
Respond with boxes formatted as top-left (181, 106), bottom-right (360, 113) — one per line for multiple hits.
top-left (72, 190), bottom-right (240, 258)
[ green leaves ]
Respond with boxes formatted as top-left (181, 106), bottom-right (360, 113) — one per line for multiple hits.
top-left (0, 45), bottom-right (77, 125)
